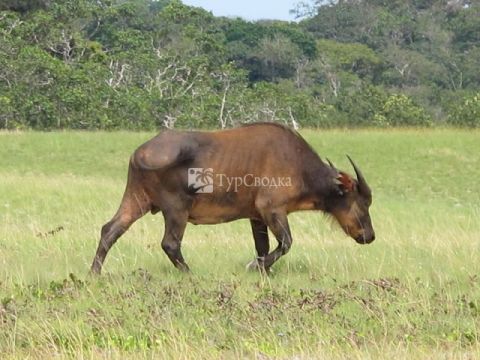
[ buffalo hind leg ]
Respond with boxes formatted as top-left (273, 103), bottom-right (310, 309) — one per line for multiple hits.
top-left (90, 195), bottom-right (150, 274)
top-left (246, 219), bottom-right (270, 271)
top-left (161, 211), bottom-right (190, 272)
top-left (261, 211), bottom-right (292, 272)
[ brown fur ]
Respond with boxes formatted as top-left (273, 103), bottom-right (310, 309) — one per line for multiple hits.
top-left (91, 123), bottom-right (374, 274)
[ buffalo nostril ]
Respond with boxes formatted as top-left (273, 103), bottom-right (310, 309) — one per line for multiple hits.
top-left (355, 233), bottom-right (375, 244)
top-left (355, 235), bottom-right (367, 244)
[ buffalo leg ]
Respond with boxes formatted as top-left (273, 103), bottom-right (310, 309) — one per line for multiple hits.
top-left (161, 211), bottom-right (190, 272)
top-left (90, 217), bottom-right (130, 274)
top-left (90, 200), bottom-right (148, 274)
top-left (246, 219), bottom-right (270, 271)
top-left (261, 211), bottom-right (292, 271)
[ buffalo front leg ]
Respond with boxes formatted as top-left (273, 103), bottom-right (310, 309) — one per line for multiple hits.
top-left (260, 211), bottom-right (292, 271)
top-left (246, 219), bottom-right (270, 271)
top-left (161, 211), bottom-right (190, 272)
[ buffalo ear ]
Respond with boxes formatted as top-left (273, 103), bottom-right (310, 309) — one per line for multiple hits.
top-left (335, 172), bottom-right (356, 193)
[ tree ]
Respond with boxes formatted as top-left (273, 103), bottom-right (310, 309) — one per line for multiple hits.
top-left (0, 0), bottom-right (50, 13)
top-left (1, 0), bottom-right (478, 129)
top-left (374, 94), bottom-right (431, 126)
top-left (251, 34), bottom-right (303, 82)
top-left (448, 92), bottom-right (480, 127)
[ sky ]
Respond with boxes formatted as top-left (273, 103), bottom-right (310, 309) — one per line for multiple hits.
top-left (181, 0), bottom-right (299, 21)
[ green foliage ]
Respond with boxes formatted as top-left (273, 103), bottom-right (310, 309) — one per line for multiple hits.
top-left (0, 0), bottom-right (478, 129)
top-left (449, 3), bottom-right (480, 52)
top-left (374, 94), bottom-right (431, 126)
top-left (447, 93), bottom-right (480, 128)
top-left (250, 34), bottom-right (303, 81)
top-left (316, 40), bottom-right (382, 75)
top-left (335, 85), bottom-right (388, 126)
top-left (0, 0), bottom-right (49, 13)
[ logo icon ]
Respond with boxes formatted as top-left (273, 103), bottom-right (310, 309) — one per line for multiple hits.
top-left (188, 168), bottom-right (214, 193)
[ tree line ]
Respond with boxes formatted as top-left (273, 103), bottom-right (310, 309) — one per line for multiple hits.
top-left (0, 0), bottom-right (479, 130)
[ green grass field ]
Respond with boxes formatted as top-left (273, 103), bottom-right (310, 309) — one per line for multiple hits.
top-left (0, 129), bottom-right (479, 359)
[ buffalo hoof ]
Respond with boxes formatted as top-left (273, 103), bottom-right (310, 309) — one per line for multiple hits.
top-left (89, 265), bottom-right (102, 276)
top-left (246, 257), bottom-right (269, 273)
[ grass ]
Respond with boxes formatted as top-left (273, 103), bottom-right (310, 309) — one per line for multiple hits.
top-left (0, 129), bottom-right (479, 359)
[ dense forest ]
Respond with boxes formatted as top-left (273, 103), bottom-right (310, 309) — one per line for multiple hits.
top-left (0, 0), bottom-right (479, 129)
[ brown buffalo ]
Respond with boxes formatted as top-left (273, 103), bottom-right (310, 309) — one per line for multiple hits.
top-left (91, 123), bottom-right (374, 274)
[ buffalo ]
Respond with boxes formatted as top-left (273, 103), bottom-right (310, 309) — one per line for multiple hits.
top-left (91, 123), bottom-right (374, 274)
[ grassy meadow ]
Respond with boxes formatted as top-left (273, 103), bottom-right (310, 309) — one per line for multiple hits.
top-left (0, 129), bottom-right (479, 359)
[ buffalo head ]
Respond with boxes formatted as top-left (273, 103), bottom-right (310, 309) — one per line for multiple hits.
top-left (327, 156), bottom-right (375, 244)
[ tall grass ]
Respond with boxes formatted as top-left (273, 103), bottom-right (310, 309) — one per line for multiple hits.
top-left (0, 129), bottom-right (479, 358)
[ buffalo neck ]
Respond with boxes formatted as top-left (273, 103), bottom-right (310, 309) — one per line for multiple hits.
top-left (299, 150), bottom-right (336, 212)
